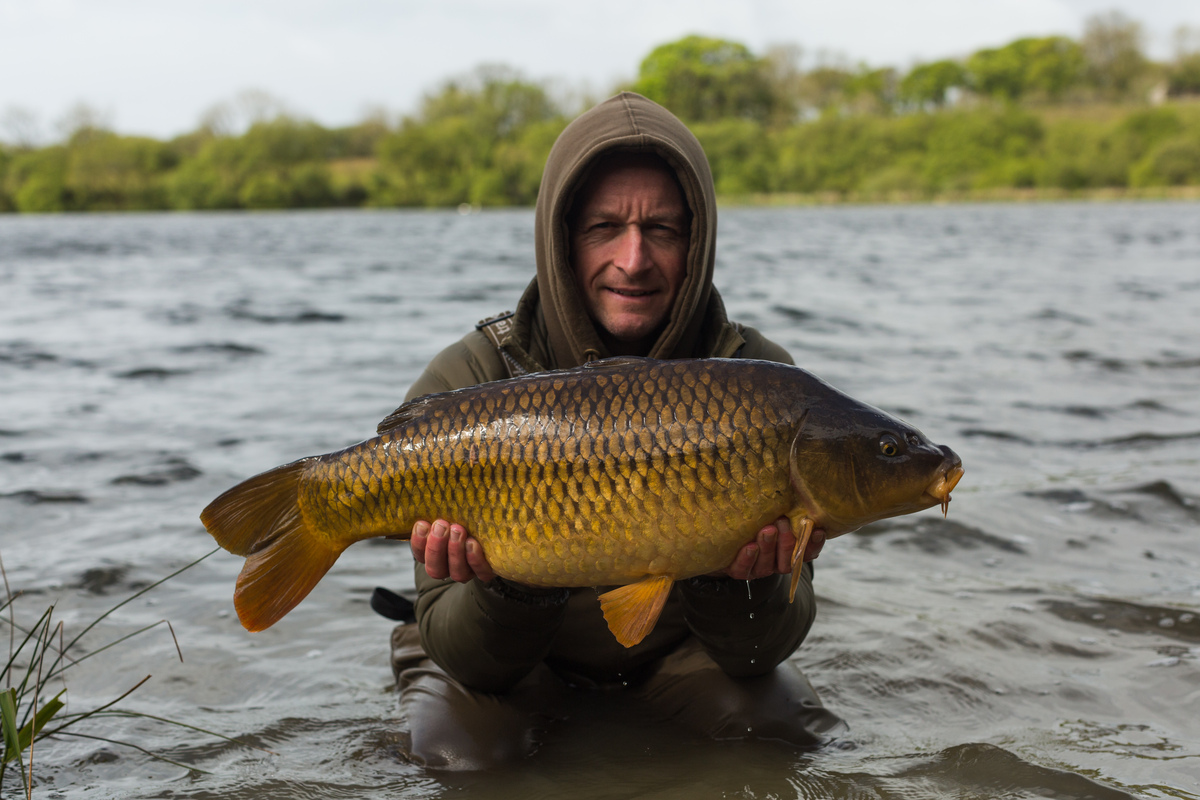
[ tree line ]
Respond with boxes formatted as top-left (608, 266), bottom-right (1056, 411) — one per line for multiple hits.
top-left (3, 12), bottom-right (1200, 213)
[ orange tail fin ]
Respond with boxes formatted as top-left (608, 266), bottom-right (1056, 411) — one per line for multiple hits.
top-left (200, 459), bottom-right (343, 631)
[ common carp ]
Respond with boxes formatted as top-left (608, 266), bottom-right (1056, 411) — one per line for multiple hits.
top-left (201, 357), bottom-right (963, 647)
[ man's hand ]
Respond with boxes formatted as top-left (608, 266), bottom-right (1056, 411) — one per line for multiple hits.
top-left (718, 517), bottom-right (826, 581)
top-left (411, 519), bottom-right (495, 583)
top-left (412, 515), bottom-right (824, 585)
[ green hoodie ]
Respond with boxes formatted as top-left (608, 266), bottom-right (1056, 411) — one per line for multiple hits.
top-left (401, 92), bottom-right (815, 693)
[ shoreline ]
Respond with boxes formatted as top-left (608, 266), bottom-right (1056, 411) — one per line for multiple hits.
top-left (3, 186), bottom-right (1197, 217)
top-left (718, 185), bottom-right (1200, 207)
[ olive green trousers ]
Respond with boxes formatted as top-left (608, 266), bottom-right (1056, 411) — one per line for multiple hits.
top-left (390, 624), bottom-right (846, 770)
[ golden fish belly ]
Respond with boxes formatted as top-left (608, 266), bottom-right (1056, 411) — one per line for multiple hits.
top-left (297, 360), bottom-right (800, 586)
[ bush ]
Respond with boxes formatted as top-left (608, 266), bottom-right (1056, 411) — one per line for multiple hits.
top-left (372, 67), bottom-right (565, 207)
top-left (0, 146), bottom-right (14, 212)
top-left (691, 119), bottom-right (775, 194)
top-left (1130, 135), bottom-right (1200, 186)
top-left (167, 117), bottom-right (337, 210)
top-left (6, 147), bottom-right (70, 212)
top-left (919, 109), bottom-right (1042, 191)
top-left (63, 131), bottom-right (177, 210)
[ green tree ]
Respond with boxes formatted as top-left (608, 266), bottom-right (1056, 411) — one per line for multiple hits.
top-left (1130, 134), bottom-right (1200, 186)
top-left (631, 35), bottom-right (776, 123)
top-left (845, 66), bottom-right (898, 113)
top-left (690, 119), bottom-right (774, 194)
top-left (967, 36), bottom-right (1085, 102)
top-left (899, 60), bottom-right (969, 108)
top-left (0, 145), bottom-right (13, 211)
top-left (5, 146), bottom-right (70, 212)
top-left (1168, 26), bottom-right (1200, 97)
top-left (63, 129), bottom-right (178, 210)
top-left (760, 44), bottom-right (805, 123)
top-left (373, 66), bottom-right (564, 207)
top-left (168, 116), bottom-right (336, 210)
top-left (1082, 11), bottom-right (1150, 100)
top-left (795, 65), bottom-right (855, 113)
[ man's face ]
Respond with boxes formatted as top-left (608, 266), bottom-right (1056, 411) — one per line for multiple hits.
top-left (570, 157), bottom-right (690, 355)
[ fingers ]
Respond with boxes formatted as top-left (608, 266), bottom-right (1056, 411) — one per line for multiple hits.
top-left (805, 528), bottom-right (827, 563)
top-left (411, 519), bottom-right (494, 583)
top-left (774, 517), bottom-right (795, 574)
top-left (410, 520), bottom-right (431, 564)
top-left (720, 517), bottom-right (827, 581)
top-left (446, 524), bottom-right (473, 582)
top-left (466, 538), bottom-right (496, 583)
top-left (722, 525), bottom-right (776, 581)
top-left (723, 540), bottom-right (761, 581)
top-left (421, 520), bottom-right (450, 579)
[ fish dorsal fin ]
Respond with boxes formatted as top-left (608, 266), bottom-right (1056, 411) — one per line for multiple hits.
top-left (581, 356), bottom-right (653, 372)
top-left (377, 394), bottom-right (438, 435)
top-left (597, 575), bottom-right (674, 648)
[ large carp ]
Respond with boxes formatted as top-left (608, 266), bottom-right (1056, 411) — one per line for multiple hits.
top-left (202, 357), bottom-right (963, 647)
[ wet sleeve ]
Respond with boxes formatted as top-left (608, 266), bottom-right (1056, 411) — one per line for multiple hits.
top-left (414, 566), bottom-right (569, 693)
top-left (676, 562), bottom-right (816, 677)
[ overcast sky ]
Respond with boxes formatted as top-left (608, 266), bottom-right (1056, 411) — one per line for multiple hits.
top-left (2, 0), bottom-right (1197, 141)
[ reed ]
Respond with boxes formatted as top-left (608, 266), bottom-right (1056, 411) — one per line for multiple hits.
top-left (0, 550), bottom-right (263, 797)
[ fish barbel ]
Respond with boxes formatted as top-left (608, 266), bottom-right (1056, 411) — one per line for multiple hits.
top-left (201, 357), bottom-right (963, 647)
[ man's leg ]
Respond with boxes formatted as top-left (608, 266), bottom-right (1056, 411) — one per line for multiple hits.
top-left (390, 624), bottom-right (566, 770)
top-left (634, 636), bottom-right (847, 746)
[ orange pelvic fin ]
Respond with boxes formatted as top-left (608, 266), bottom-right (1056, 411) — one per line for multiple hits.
top-left (598, 575), bottom-right (674, 648)
top-left (200, 458), bottom-right (344, 631)
top-left (788, 517), bottom-right (814, 603)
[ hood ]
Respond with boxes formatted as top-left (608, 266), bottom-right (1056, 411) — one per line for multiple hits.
top-left (534, 92), bottom-right (719, 367)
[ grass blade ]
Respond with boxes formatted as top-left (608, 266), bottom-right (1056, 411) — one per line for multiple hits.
top-left (44, 548), bottom-right (216, 683)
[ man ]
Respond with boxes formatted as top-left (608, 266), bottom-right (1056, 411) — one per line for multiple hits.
top-left (389, 92), bottom-right (845, 769)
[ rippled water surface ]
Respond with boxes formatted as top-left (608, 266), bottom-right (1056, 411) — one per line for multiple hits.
top-left (1, 204), bottom-right (1198, 799)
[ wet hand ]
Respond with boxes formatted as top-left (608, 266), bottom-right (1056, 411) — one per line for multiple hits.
top-left (411, 519), bottom-right (496, 583)
top-left (718, 517), bottom-right (826, 581)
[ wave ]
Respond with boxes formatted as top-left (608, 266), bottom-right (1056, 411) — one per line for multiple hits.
top-left (961, 427), bottom-right (1200, 450)
top-left (110, 456), bottom-right (202, 487)
top-left (226, 299), bottom-right (346, 324)
top-left (0, 341), bottom-right (95, 370)
top-left (1024, 480), bottom-right (1199, 520)
top-left (0, 490), bottom-right (88, 504)
top-left (1043, 597), bottom-right (1199, 644)
top-left (171, 342), bottom-right (265, 357)
top-left (115, 367), bottom-right (193, 380)
top-left (857, 518), bottom-right (1027, 555)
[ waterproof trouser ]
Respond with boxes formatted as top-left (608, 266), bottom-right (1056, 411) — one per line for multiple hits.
top-left (390, 623), bottom-right (847, 770)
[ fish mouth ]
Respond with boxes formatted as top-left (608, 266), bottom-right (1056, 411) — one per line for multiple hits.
top-left (924, 464), bottom-right (965, 517)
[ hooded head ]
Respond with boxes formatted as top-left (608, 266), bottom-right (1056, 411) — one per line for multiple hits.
top-left (534, 93), bottom-right (718, 366)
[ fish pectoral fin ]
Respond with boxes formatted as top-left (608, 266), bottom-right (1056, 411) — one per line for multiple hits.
top-left (598, 576), bottom-right (674, 649)
top-left (787, 516), bottom-right (815, 603)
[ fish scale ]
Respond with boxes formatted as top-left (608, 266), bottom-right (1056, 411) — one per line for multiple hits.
top-left (294, 359), bottom-right (790, 588)
top-left (202, 356), bottom-right (963, 646)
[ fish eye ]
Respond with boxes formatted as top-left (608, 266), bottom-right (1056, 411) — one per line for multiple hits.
top-left (879, 435), bottom-right (901, 457)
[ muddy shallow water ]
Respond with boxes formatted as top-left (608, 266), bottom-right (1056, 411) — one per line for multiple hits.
top-left (1, 203), bottom-right (1198, 798)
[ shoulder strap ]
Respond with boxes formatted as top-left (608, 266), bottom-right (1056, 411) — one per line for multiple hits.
top-left (730, 321), bottom-right (746, 359)
top-left (476, 311), bottom-right (529, 378)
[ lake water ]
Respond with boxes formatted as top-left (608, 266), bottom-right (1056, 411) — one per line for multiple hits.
top-left (1, 203), bottom-right (1198, 799)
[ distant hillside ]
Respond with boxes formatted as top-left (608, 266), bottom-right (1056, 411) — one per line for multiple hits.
top-left (4, 15), bottom-right (1200, 212)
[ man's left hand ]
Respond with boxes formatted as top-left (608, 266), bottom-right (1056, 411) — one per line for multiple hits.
top-left (718, 517), bottom-right (825, 581)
